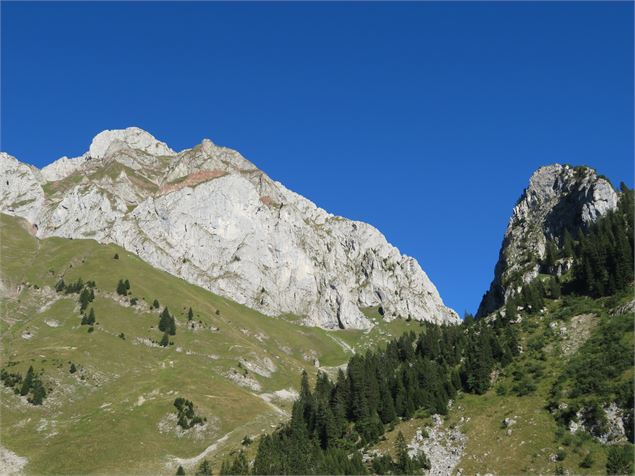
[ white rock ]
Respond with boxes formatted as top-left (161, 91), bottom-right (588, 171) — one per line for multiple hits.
top-left (478, 164), bottom-right (619, 317)
top-left (89, 127), bottom-right (175, 159)
top-left (0, 128), bottom-right (459, 329)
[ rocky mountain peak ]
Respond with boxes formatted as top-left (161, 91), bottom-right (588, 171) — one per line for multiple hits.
top-left (0, 130), bottom-right (459, 329)
top-left (88, 127), bottom-right (176, 160)
top-left (477, 163), bottom-right (619, 317)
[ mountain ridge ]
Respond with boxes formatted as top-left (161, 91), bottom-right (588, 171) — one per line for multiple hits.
top-left (0, 127), bottom-right (459, 329)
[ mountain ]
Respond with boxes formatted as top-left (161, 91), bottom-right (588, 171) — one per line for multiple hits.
top-left (215, 164), bottom-right (633, 476)
top-left (477, 164), bottom-right (620, 317)
top-left (0, 127), bottom-right (458, 329)
top-left (0, 212), bottom-right (426, 474)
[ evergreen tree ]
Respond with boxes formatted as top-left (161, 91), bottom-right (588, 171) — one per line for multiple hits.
top-left (160, 333), bottom-right (169, 347)
top-left (79, 288), bottom-right (92, 312)
top-left (86, 308), bottom-right (96, 326)
top-left (187, 307), bottom-right (194, 321)
top-left (544, 240), bottom-right (559, 268)
top-left (20, 366), bottom-right (34, 396)
top-left (562, 229), bottom-right (575, 257)
top-left (176, 466), bottom-right (185, 476)
top-left (55, 279), bottom-right (66, 292)
top-left (116, 279), bottom-right (127, 296)
top-left (30, 380), bottom-right (46, 405)
top-left (159, 307), bottom-right (176, 335)
top-left (229, 450), bottom-right (250, 475)
top-left (153, 299), bottom-right (160, 309)
top-left (124, 279), bottom-right (130, 291)
top-left (394, 431), bottom-right (415, 475)
top-left (195, 460), bottom-right (213, 476)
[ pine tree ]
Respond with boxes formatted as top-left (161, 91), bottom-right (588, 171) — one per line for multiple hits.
top-left (86, 308), bottom-right (96, 326)
top-left (195, 460), bottom-right (213, 476)
top-left (545, 240), bottom-right (558, 268)
top-left (229, 450), bottom-right (250, 475)
top-left (159, 307), bottom-right (176, 335)
top-left (187, 307), bottom-right (194, 321)
top-left (55, 279), bottom-right (66, 292)
top-left (79, 288), bottom-right (91, 312)
top-left (124, 279), bottom-right (130, 291)
top-left (153, 299), bottom-right (160, 309)
top-left (176, 465), bottom-right (185, 475)
top-left (395, 431), bottom-right (414, 474)
top-left (20, 366), bottom-right (34, 396)
top-left (116, 279), bottom-right (127, 296)
top-left (69, 363), bottom-right (77, 374)
top-left (30, 379), bottom-right (46, 405)
top-left (160, 333), bottom-right (169, 347)
top-left (563, 229), bottom-right (575, 257)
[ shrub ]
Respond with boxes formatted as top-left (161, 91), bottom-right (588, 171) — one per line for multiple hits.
top-left (606, 445), bottom-right (634, 475)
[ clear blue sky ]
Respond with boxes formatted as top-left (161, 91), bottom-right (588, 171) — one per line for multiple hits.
top-left (2, 2), bottom-right (633, 317)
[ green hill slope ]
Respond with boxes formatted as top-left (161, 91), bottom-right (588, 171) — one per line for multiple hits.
top-left (0, 213), bottom-right (420, 475)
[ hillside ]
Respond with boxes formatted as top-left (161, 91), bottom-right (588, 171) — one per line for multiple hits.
top-left (0, 213), bottom-right (423, 475)
top-left (210, 171), bottom-right (633, 476)
top-left (369, 293), bottom-right (633, 475)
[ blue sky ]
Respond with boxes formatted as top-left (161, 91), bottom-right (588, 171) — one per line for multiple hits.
top-left (2, 2), bottom-right (633, 316)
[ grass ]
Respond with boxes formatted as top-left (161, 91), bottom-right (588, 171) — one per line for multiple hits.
top-left (0, 213), bottom-right (419, 475)
top-left (368, 294), bottom-right (633, 475)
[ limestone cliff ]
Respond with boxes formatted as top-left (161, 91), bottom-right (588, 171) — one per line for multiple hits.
top-left (477, 164), bottom-right (618, 317)
top-left (0, 127), bottom-right (459, 329)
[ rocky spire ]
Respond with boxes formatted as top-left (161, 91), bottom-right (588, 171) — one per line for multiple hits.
top-left (476, 164), bottom-right (619, 317)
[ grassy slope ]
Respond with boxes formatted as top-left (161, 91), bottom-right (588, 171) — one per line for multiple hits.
top-left (369, 295), bottom-right (633, 475)
top-left (0, 213), bottom-right (421, 475)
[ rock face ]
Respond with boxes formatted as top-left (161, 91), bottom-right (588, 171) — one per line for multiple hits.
top-left (477, 164), bottom-right (618, 317)
top-left (0, 127), bottom-right (458, 329)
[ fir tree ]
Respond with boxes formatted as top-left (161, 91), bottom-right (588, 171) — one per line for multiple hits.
top-left (153, 299), bottom-right (160, 309)
top-left (395, 431), bottom-right (415, 475)
top-left (29, 380), bottom-right (46, 405)
top-left (55, 279), bottom-right (66, 292)
top-left (79, 288), bottom-right (92, 312)
top-left (20, 366), bottom-right (34, 396)
top-left (187, 307), bottom-right (194, 321)
top-left (86, 308), bottom-right (96, 326)
top-left (160, 333), bottom-right (169, 347)
top-left (159, 307), bottom-right (176, 335)
top-left (116, 279), bottom-right (127, 296)
top-left (176, 466), bottom-right (185, 476)
top-left (195, 460), bottom-right (213, 476)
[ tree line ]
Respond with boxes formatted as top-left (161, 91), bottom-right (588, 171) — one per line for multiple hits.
top-left (215, 317), bottom-right (518, 475)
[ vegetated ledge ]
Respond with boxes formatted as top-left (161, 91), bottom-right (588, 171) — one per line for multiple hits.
top-left (158, 170), bottom-right (227, 195)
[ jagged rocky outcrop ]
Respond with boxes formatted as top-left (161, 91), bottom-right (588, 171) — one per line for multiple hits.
top-left (0, 127), bottom-right (458, 329)
top-left (477, 164), bottom-right (619, 317)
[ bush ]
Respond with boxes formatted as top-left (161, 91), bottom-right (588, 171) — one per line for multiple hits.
top-left (579, 451), bottom-right (594, 468)
top-left (606, 445), bottom-right (634, 475)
